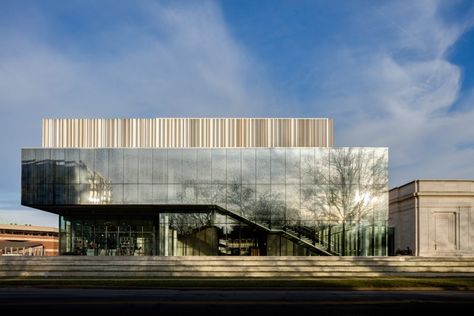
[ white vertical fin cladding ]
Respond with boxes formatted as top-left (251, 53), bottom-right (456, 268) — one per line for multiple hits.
top-left (41, 118), bottom-right (334, 148)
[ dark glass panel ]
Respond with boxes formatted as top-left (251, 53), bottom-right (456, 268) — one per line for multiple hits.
top-left (110, 184), bottom-right (123, 204)
top-left (241, 149), bottom-right (256, 184)
top-left (285, 149), bottom-right (300, 184)
top-left (182, 149), bottom-right (197, 183)
top-left (50, 149), bottom-right (64, 161)
top-left (35, 148), bottom-right (50, 161)
top-left (65, 149), bottom-right (80, 184)
top-left (21, 149), bottom-right (36, 201)
top-left (256, 184), bottom-right (271, 201)
top-left (138, 184), bottom-right (153, 204)
top-left (51, 149), bottom-right (66, 184)
top-left (215, 184), bottom-right (227, 206)
top-left (22, 148), bottom-right (35, 161)
top-left (226, 149), bottom-right (241, 184)
top-left (168, 184), bottom-right (183, 203)
top-left (123, 184), bottom-right (138, 204)
top-left (95, 149), bottom-right (109, 181)
top-left (211, 149), bottom-right (226, 184)
top-left (109, 149), bottom-right (124, 184)
top-left (74, 183), bottom-right (90, 204)
top-left (79, 149), bottom-right (95, 184)
top-left (124, 149), bottom-right (138, 184)
top-left (152, 150), bottom-right (167, 184)
top-left (53, 184), bottom-right (66, 204)
top-left (314, 148), bottom-right (329, 184)
top-left (301, 184), bottom-right (329, 221)
top-left (138, 149), bottom-right (153, 184)
top-left (255, 149), bottom-right (270, 184)
top-left (226, 183), bottom-right (241, 212)
top-left (197, 149), bottom-right (211, 184)
top-left (196, 184), bottom-right (225, 204)
top-left (37, 183), bottom-right (52, 204)
top-left (196, 185), bottom-right (213, 204)
top-left (372, 187), bottom-right (388, 222)
top-left (153, 184), bottom-right (168, 203)
top-left (240, 184), bottom-right (256, 217)
top-left (254, 184), bottom-right (271, 225)
top-left (65, 184), bottom-right (76, 204)
top-left (359, 149), bottom-right (374, 185)
top-left (181, 183), bottom-right (197, 204)
top-left (270, 149), bottom-right (285, 184)
top-left (300, 148), bottom-right (315, 184)
top-left (168, 149), bottom-right (183, 184)
top-left (270, 184), bottom-right (286, 228)
top-left (285, 184), bottom-right (300, 223)
top-left (374, 148), bottom-right (389, 186)
top-left (270, 184), bottom-right (285, 201)
top-left (35, 149), bottom-right (51, 185)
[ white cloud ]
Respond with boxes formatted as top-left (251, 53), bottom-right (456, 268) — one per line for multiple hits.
top-left (0, 2), bottom-right (270, 118)
top-left (0, 1), bottom-right (272, 225)
top-left (315, 0), bottom-right (474, 187)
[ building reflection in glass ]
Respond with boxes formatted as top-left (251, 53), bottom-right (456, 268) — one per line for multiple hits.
top-left (23, 147), bottom-right (388, 256)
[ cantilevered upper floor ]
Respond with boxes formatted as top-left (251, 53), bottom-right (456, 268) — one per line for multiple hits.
top-left (42, 118), bottom-right (334, 148)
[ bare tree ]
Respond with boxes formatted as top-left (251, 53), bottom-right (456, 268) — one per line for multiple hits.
top-left (169, 212), bottom-right (214, 236)
top-left (226, 179), bottom-right (286, 229)
top-left (302, 148), bottom-right (386, 221)
top-left (301, 148), bottom-right (388, 254)
top-left (169, 180), bottom-right (217, 235)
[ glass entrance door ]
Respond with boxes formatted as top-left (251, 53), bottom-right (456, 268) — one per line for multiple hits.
top-left (95, 222), bottom-right (118, 256)
top-left (118, 225), bottom-right (134, 256)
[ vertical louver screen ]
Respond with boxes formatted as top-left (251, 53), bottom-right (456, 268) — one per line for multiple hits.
top-left (42, 118), bottom-right (333, 148)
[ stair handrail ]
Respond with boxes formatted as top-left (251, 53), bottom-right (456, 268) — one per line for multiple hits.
top-left (213, 205), bottom-right (334, 256)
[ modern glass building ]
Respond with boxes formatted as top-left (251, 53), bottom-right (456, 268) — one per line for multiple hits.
top-left (22, 118), bottom-right (388, 256)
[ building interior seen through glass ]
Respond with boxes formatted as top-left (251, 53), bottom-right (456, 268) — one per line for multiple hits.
top-left (24, 147), bottom-right (389, 256)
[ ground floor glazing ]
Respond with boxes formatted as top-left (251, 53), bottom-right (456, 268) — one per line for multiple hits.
top-left (60, 210), bottom-right (388, 256)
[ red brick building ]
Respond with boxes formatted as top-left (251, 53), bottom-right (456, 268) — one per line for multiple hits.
top-left (0, 224), bottom-right (58, 256)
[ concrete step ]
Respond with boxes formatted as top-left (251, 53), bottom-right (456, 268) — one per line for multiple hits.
top-left (2, 256), bottom-right (474, 278)
top-left (2, 261), bottom-right (474, 268)
top-left (3, 255), bottom-right (474, 261)
top-left (3, 258), bottom-right (474, 265)
top-left (1, 271), bottom-right (474, 278)
top-left (1, 265), bottom-right (474, 273)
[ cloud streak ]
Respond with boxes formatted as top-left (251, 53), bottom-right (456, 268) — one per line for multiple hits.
top-left (307, 0), bottom-right (474, 186)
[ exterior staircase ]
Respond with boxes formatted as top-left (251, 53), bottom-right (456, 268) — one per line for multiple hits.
top-left (214, 206), bottom-right (334, 256)
top-left (281, 226), bottom-right (335, 256)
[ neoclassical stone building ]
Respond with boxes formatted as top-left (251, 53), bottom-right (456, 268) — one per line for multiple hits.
top-left (389, 180), bottom-right (474, 256)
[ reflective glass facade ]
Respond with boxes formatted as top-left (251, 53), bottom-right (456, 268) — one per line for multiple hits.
top-left (22, 147), bottom-right (388, 256)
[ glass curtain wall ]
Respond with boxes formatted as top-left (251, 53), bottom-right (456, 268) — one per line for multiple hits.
top-left (25, 147), bottom-right (389, 256)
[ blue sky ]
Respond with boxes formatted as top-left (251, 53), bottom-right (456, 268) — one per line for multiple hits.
top-left (1, 0), bottom-right (474, 226)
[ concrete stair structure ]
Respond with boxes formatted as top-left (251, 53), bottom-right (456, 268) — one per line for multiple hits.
top-left (1, 256), bottom-right (474, 278)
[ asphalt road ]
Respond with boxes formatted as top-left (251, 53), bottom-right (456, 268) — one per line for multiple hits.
top-left (1, 288), bottom-right (473, 315)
